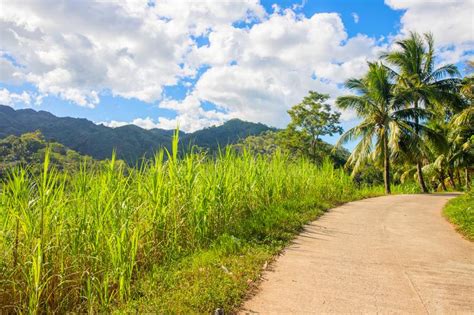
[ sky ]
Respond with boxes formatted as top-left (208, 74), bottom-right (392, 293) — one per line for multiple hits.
top-left (0, 0), bottom-right (473, 147)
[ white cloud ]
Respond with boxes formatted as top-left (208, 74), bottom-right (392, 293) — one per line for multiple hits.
top-left (0, 0), bottom-right (265, 108)
top-left (0, 56), bottom-right (25, 84)
top-left (0, 88), bottom-right (32, 107)
top-left (352, 12), bottom-right (359, 23)
top-left (159, 95), bottom-right (230, 131)
top-left (101, 117), bottom-right (163, 130)
top-left (100, 113), bottom-right (225, 131)
top-left (182, 9), bottom-right (384, 128)
top-left (385, 0), bottom-right (474, 63)
top-left (100, 120), bottom-right (129, 129)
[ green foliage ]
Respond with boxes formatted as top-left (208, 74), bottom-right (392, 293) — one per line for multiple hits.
top-left (234, 130), bottom-right (350, 168)
top-left (0, 136), bottom-right (382, 313)
top-left (336, 32), bottom-right (473, 193)
top-left (443, 192), bottom-right (474, 241)
top-left (336, 62), bottom-right (433, 193)
top-left (186, 119), bottom-right (274, 153)
top-left (233, 91), bottom-right (347, 167)
top-left (352, 163), bottom-right (384, 186)
top-left (0, 131), bottom-right (96, 177)
top-left (283, 91), bottom-right (343, 162)
top-left (233, 131), bottom-right (282, 156)
top-left (390, 181), bottom-right (421, 194)
top-left (381, 32), bottom-right (462, 192)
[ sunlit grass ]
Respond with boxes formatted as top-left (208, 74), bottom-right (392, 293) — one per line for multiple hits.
top-left (1, 132), bottom-right (386, 312)
top-left (443, 192), bottom-right (474, 241)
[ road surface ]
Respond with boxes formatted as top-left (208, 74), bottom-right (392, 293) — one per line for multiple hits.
top-left (241, 194), bottom-right (474, 314)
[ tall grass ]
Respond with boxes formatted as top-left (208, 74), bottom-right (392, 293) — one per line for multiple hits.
top-left (0, 134), bottom-right (381, 312)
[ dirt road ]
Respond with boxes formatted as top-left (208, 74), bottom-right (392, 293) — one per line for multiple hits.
top-left (241, 194), bottom-right (474, 314)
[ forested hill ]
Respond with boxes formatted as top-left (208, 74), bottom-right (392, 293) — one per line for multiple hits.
top-left (0, 131), bottom-right (98, 177)
top-left (0, 105), bottom-right (273, 163)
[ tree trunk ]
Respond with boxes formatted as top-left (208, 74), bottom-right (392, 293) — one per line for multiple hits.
top-left (448, 170), bottom-right (456, 188)
top-left (416, 162), bottom-right (428, 193)
top-left (311, 139), bottom-right (316, 160)
top-left (456, 169), bottom-right (462, 187)
top-left (439, 173), bottom-right (447, 191)
top-left (413, 100), bottom-right (428, 193)
top-left (465, 167), bottom-right (471, 189)
top-left (383, 134), bottom-right (391, 194)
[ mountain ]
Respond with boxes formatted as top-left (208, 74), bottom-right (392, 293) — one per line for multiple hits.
top-left (185, 118), bottom-right (272, 152)
top-left (0, 105), bottom-right (274, 163)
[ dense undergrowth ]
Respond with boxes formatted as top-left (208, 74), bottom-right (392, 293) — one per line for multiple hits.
top-left (0, 133), bottom-right (416, 313)
top-left (443, 191), bottom-right (474, 241)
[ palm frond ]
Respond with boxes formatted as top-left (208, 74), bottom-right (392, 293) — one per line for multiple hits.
top-left (427, 64), bottom-right (460, 83)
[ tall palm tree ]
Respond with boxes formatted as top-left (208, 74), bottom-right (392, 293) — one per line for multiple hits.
top-left (335, 62), bottom-right (431, 194)
top-left (382, 32), bottom-right (460, 192)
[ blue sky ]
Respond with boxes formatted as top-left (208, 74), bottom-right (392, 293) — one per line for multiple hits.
top-left (261, 0), bottom-right (403, 38)
top-left (1, 0), bottom-right (472, 148)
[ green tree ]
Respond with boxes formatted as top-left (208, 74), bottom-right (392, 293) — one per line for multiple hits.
top-left (0, 131), bottom-right (97, 177)
top-left (420, 61), bottom-right (473, 191)
top-left (382, 32), bottom-right (460, 192)
top-left (233, 131), bottom-right (283, 155)
top-left (451, 73), bottom-right (474, 189)
top-left (335, 62), bottom-right (432, 194)
top-left (285, 91), bottom-right (342, 162)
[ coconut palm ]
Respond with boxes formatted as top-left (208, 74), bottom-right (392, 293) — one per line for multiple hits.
top-left (423, 120), bottom-right (453, 190)
top-left (335, 62), bottom-right (432, 194)
top-left (445, 64), bottom-right (474, 189)
top-left (450, 97), bottom-right (474, 188)
top-left (382, 32), bottom-right (460, 192)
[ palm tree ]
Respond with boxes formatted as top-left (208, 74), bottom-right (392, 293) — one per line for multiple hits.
top-left (382, 32), bottom-right (460, 192)
top-left (450, 75), bottom-right (474, 189)
top-left (423, 120), bottom-right (452, 190)
top-left (335, 62), bottom-right (432, 194)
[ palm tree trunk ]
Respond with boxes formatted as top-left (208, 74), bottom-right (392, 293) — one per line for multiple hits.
top-left (439, 173), bottom-right (447, 191)
top-left (448, 170), bottom-right (456, 188)
top-left (413, 100), bottom-right (428, 193)
top-left (456, 169), bottom-right (462, 187)
top-left (416, 162), bottom-right (428, 193)
top-left (465, 167), bottom-right (471, 189)
top-left (383, 134), bottom-right (391, 194)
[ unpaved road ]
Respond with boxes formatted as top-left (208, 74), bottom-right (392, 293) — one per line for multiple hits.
top-left (241, 194), bottom-right (474, 314)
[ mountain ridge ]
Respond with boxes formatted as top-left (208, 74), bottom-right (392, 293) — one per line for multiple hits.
top-left (0, 105), bottom-right (274, 163)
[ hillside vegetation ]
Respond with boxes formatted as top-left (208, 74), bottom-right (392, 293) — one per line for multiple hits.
top-left (0, 105), bottom-right (273, 163)
top-left (0, 131), bottom-right (97, 177)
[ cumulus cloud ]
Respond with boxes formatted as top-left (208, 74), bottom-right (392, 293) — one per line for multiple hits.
top-left (0, 0), bottom-right (265, 108)
top-left (385, 0), bottom-right (474, 63)
top-left (0, 88), bottom-right (32, 107)
top-left (159, 95), bottom-right (230, 130)
top-left (101, 117), bottom-right (162, 129)
top-left (0, 56), bottom-right (25, 85)
top-left (99, 113), bottom-right (224, 131)
top-left (181, 9), bottom-right (384, 128)
top-left (100, 120), bottom-right (129, 129)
